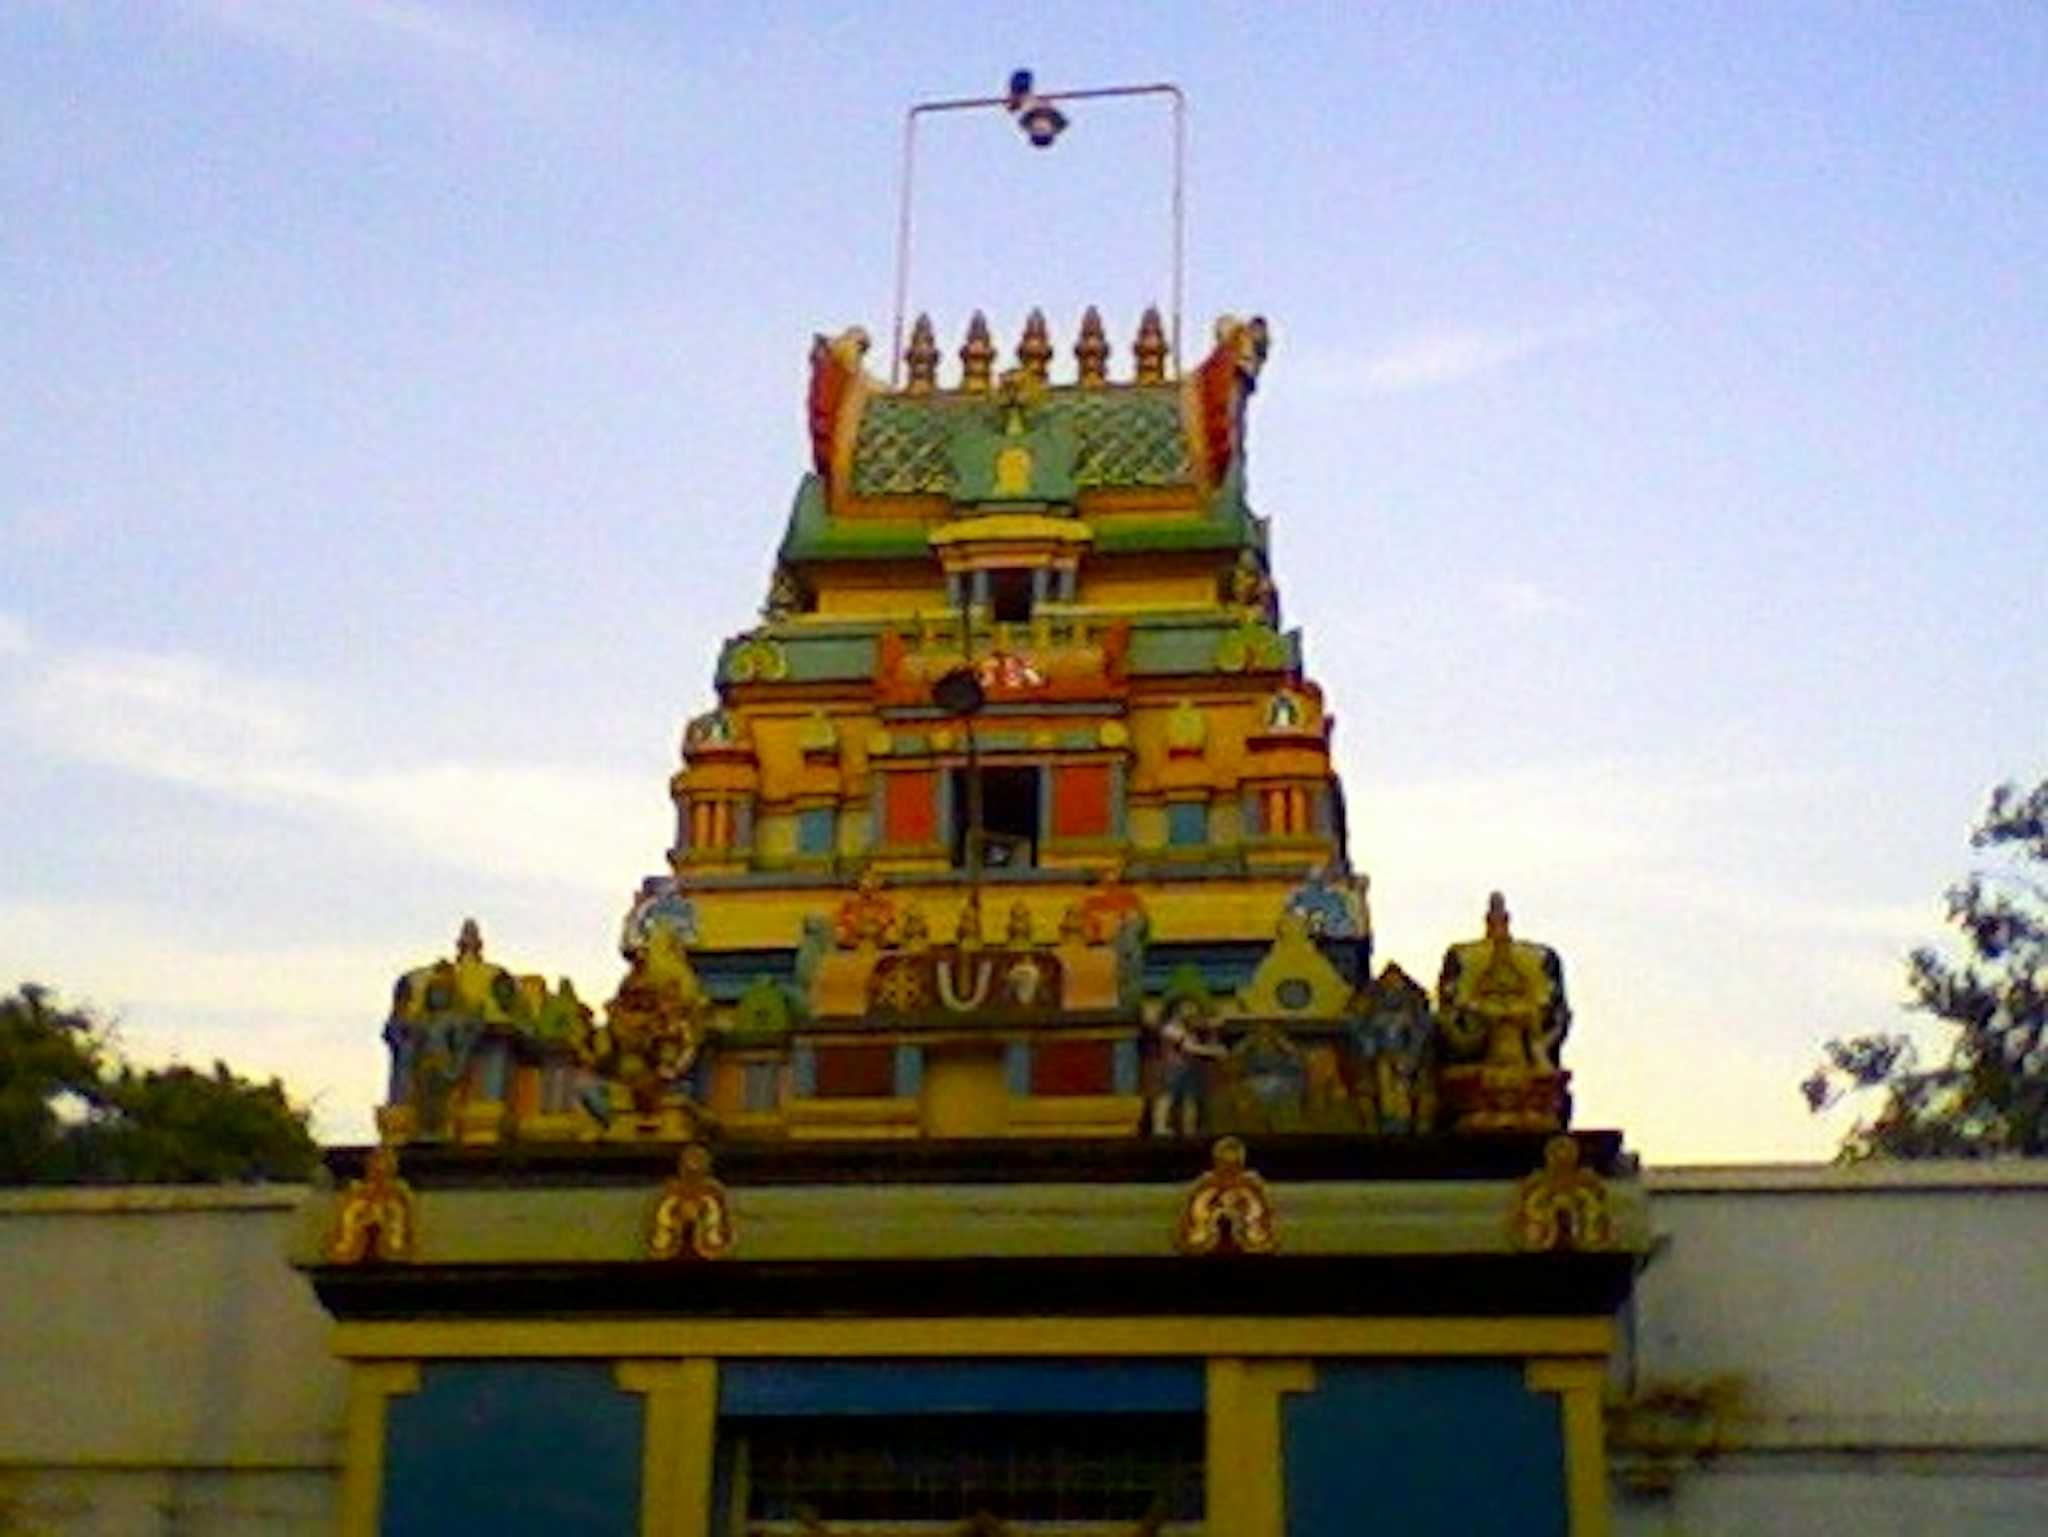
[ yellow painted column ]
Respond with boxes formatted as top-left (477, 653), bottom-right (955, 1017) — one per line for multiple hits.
top-left (1526, 1358), bottom-right (1611, 1537)
top-left (617, 1359), bottom-right (719, 1537)
top-left (1206, 1358), bottom-right (1315, 1537)
top-left (337, 1360), bottom-right (420, 1537)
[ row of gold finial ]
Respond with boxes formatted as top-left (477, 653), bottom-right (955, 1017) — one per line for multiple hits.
top-left (902, 307), bottom-right (1171, 394)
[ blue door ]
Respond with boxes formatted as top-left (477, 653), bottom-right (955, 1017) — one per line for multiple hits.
top-left (1283, 1362), bottom-right (1566, 1536)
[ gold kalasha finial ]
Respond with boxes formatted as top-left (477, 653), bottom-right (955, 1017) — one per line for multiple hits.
top-left (1133, 306), bottom-right (1169, 383)
top-left (1075, 306), bottom-right (1110, 387)
top-left (1017, 308), bottom-right (1053, 383)
top-left (904, 313), bottom-right (939, 394)
top-left (960, 311), bottom-right (996, 394)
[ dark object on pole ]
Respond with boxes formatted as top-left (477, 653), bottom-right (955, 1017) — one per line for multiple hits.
top-left (932, 667), bottom-right (987, 719)
top-left (1006, 70), bottom-right (1070, 148)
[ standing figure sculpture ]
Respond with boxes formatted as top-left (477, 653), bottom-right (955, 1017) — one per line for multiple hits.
top-left (1347, 963), bottom-right (1438, 1135)
top-left (1150, 997), bottom-right (1227, 1136)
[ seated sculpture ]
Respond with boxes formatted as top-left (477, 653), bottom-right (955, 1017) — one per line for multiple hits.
top-left (1435, 892), bottom-right (1573, 1133)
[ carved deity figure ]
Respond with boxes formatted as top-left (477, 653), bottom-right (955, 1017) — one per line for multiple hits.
top-left (1149, 997), bottom-right (1227, 1136)
top-left (1436, 892), bottom-right (1573, 1133)
top-left (382, 918), bottom-right (507, 1137)
top-left (1440, 893), bottom-right (1569, 1070)
top-left (1223, 1024), bottom-right (1309, 1132)
top-left (761, 563), bottom-right (803, 620)
top-left (1229, 548), bottom-right (1276, 620)
top-left (955, 893), bottom-right (985, 949)
top-left (1005, 900), bottom-right (1034, 947)
top-left (1347, 963), bottom-right (1438, 1135)
top-left (833, 868), bottom-right (898, 950)
top-left (580, 927), bottom-right (708, 1123)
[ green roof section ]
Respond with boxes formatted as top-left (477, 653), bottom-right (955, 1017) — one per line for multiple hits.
top-left (778, 473), bottom-right (1266, 566)
top-left (777, 475), bottom-right (931, 563)
top-left (849, 385), bottom-right (1193, 499)
top-left (716, 611), bottom-right (1300, 687)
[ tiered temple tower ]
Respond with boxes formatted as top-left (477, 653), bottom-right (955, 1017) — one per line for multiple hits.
top-left (309, 304), bottom-right (1642, 1537)
top-left (371, 308), bottom-right (1573, 1150)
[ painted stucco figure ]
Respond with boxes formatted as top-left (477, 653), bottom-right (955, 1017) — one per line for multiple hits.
top-left (1437, 892), bottom-right (1573, 1133)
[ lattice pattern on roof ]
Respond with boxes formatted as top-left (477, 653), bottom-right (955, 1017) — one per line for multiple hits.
top-left (850, 396), bottom-right (953, 495)
top-left (849, 387), bottom-right (1192, 498)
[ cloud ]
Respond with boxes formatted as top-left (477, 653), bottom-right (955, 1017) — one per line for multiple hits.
top-left (0, 613), bottom-right (29, 657)
top-left (1293, 308), bottom-right (1635, 398)
top-left (1482, 578), bottom-right (1577, 620)
top-left (1, 897), bottom-right (402, 1141)
top-left (13, 646), bottom-right (656, 892)
top-left (173, 0), bottom-right (569, 92)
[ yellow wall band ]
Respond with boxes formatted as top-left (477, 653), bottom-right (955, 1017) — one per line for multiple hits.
top-left (333, 1315), bottom-right (1614, 1361)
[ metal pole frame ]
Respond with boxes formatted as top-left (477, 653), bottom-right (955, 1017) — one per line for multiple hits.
top-left (890, 81), bottom-right (1188, 387)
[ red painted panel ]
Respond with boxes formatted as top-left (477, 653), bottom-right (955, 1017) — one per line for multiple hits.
top-left (1031, 1039), bottom-right (1115, 1097)
top-left (813, 1045), bottom-right (897, 1099)
top-left (884, 770), bottom-right (938, 845)
top-left (1052, 763), bottom-right (1112, 839)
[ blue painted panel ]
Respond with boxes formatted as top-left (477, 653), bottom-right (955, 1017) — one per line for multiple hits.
top-left (893, 1044), bottom-right (924, 1097)
top-left (1005, 1042), bottom-right (1032, 1095)
top-left (742, 1061), bottom-right (780, 1112)
top-left (1167, 801), bottom-right (1208, 847)
top-left (1283, 1362), bottom-right (1564, 1537)
top-left (382, 1362), bottom-right (642, 1537)
top-left (796, 807), bottom-right (835, 856)
top-left (791, 1043), bottom-right (818, 1098)
top-left (720, 1360), bottom-right (1204, 1418)
top-left (1113, 1038), bottom-right (1140, 1095)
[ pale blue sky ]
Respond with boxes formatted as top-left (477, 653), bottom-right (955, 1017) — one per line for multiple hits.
top-left (3, 2), bottom-right (2042, 1161)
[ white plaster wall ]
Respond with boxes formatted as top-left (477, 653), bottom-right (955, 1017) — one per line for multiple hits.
top-left (0, 1187), bottom-right (343, 1537)
top-left (1615, 1163), bottom-right (2048, 1536)
top-left (4, 1167), bottom-right (2044, 1536)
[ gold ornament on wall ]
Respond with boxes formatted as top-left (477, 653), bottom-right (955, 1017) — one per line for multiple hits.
top-left (1175, 1136), bottom-right (1278, 1255)
top-left (1508, 1135), bottom-right (1614, 1252)
top-left (327, 1142), bottom-right (417, 1264)
top-left (648, 1143), bottom-right (737, 1260)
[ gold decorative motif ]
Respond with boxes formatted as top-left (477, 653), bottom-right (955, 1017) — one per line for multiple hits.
top-left (1017, 307), bottom-right (1053, 382)
top-left (1509, 1136), bottom-right (1614, 1252)
top-left (327, 1142), bottom-right (416, 1264)
top-left (648, 1143), bottom-right (736, 1260)
top-left (960, 311), bottom-right (995, 394)
top-left (1133, 306), bottom-right (1169, 384)
top-left (1175, 1136), bottom-right (1278, 1255)
top-left (904, 312), bottom-right (939, 394)
top-left (1075, 304), bottom-right (1110, 387)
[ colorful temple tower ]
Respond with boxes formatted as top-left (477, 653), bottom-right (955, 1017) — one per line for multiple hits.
top-left (301, 301), bottom-right (1648, 1535)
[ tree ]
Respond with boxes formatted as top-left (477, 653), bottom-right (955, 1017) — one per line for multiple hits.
top-left (1805, 780), bottom-right (2048, 1158)
top-left (0, 984), bottom-right (319, 1183)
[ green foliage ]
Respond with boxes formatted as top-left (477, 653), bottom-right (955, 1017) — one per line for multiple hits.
top-left (1805, 780), bottom-right (2048, 1158)
top-left (0, 984), bottom-right (318, 1184)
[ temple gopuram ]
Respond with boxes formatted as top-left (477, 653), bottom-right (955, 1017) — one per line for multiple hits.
top-left (298, 301), bottom-right (1650, 1537)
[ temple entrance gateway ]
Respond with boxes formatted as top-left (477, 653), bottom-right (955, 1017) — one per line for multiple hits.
top-left (302, 74), bottom-right (1643, 1537)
